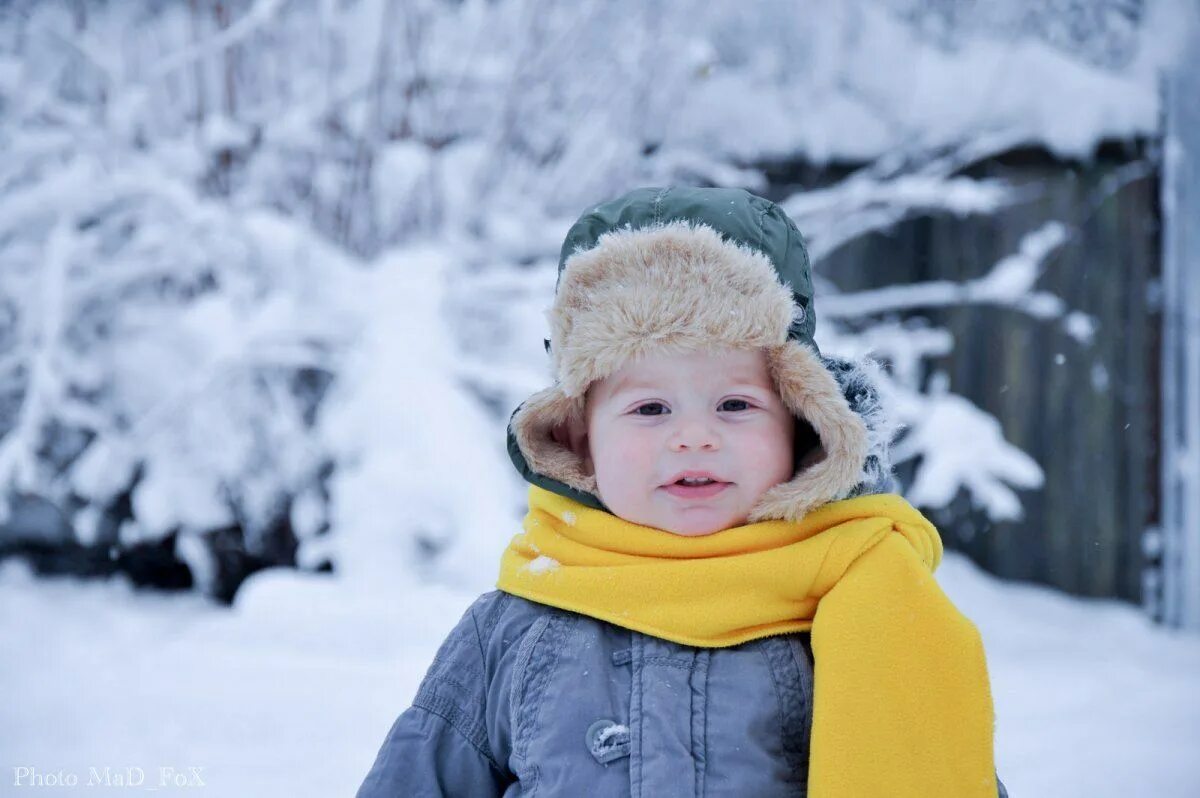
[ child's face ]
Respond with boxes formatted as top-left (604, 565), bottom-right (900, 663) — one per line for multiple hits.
top-left (579, 347), bottom-right (795, 536)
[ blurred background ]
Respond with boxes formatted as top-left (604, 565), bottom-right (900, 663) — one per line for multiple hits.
top-left (0, 0), bottom-right (1197, 795)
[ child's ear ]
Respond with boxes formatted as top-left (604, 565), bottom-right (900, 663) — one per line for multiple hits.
top-left (550, 413), bottom-right (593, 476)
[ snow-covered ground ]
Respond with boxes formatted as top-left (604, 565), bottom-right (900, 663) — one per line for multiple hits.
top-left (1, 550), bottom-right (1197, 797)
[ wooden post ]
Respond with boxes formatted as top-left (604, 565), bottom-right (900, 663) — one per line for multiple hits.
top-left (1160, 21), bottom-right (1200, 632)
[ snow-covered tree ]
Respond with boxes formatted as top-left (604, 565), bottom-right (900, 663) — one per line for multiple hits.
top-left (0, 0), bottom-right (1185, 598)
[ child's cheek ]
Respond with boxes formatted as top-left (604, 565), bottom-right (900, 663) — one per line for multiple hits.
top-left (744, 428), bottom-right (794, 480)
top-left (598, 427), bottom-right (657, 480)
top-left (608, 427), bottom-right (655, 464)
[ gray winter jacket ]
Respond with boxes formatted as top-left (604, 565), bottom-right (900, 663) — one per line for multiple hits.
top-left (355, 589), bottom-right (1007, 797)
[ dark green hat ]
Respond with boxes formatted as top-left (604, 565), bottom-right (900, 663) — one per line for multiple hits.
top-left (507, 186), bottom-right (869, 522)
top-left (554, 187), bottom-right (817, 349)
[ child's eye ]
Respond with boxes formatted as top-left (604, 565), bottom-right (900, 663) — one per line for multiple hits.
top-left (633, 402), bottom-right (668, 416)
top-left (720, 399), bottom-right (751, 412)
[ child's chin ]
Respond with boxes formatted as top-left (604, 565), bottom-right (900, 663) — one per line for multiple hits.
top-left (660, 511), bottom-right (740, 537)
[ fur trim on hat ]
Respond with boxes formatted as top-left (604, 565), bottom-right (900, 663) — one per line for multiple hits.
top-left (512, 220), bottom-right (876, 522)
top-left (550, 221), bottom-right (797, 397)
top-left (747, 342), bottom-right (868, 521)
top-left (511, 384), bottom-right (599, 497)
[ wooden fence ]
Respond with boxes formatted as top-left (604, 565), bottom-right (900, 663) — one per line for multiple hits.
top-left (764, 143), bottom-right (1160, 604)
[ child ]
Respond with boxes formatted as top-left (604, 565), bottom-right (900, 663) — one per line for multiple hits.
top-left (356, 187), bottom-right (1006, 797)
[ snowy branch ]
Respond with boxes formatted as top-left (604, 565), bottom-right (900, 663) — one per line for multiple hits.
top-left (820, 221), bottom-right (1071, 319)
top-left (146, 0), bottom-right (286, 80)
top-left (890, 374), bottom-right (1044, 522)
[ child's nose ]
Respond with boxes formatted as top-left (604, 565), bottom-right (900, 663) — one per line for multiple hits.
top-left (668, 417), bottom-right (721, 452)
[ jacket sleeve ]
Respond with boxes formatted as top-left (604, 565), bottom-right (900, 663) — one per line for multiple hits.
top-left (355, 591), bottom-right (524, 797)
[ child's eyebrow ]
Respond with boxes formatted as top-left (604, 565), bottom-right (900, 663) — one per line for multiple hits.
top-left (607, 376), bottom-right (772, 397)
top-left (607, 376), bottom-right (660, 397)
top-left (722, 380), bottom-right (776, 394)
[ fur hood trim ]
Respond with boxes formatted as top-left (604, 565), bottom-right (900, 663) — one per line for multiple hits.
top-left (548, 220), bottom-right (797, 398)
top-left (509, 220), bottom-right (889, 522)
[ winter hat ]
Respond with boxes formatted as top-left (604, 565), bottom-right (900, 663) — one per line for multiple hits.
top-left (506, 186), bottom-right (891, 523)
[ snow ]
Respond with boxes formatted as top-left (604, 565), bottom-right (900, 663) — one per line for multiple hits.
top-left (595, 723), bottom-right (629, 744)
top-left (316, 245), bottom-right (517, 592)
top-left (1064, 311), bottom-right (1099, 344)
top-left (200, 116), bottom-right (253, 153)
top-left (891, 373), bottom-right (1044, 522)
top-left (526, 555), bottom-right (560, 574)
top-left (820, 222), bottom-right (1071, 320)
top-left (664, 0), bottom-right (1187, 164)
top-left (146, 0), bottom-right (286, 81)
top-left (972, 222), bottom-right (1070, 302)
top-left (0, 0), bottom-right (1188, 559)
top-left (132, 457), bottom-right (234, 538)
top-left (1, 549), bottom-right (1197, 797)
top-left (937, 555), bottom-right (1200, 797)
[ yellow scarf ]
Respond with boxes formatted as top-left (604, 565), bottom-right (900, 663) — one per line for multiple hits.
top-left (497, 485), bottom-right (998, 798)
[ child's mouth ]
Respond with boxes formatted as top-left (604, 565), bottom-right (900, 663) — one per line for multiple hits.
top-left (663, 479), bottom-right (731, 499)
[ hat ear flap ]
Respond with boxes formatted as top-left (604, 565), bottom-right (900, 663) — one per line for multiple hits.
top-left (549, 414), bottom-right (592, 474)
top-left (510, 386), bottom-right (598, 496)
top-left (748, 342), bottom-right (870, 522)
top-left (549, 420), bottom-right (572, 449)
